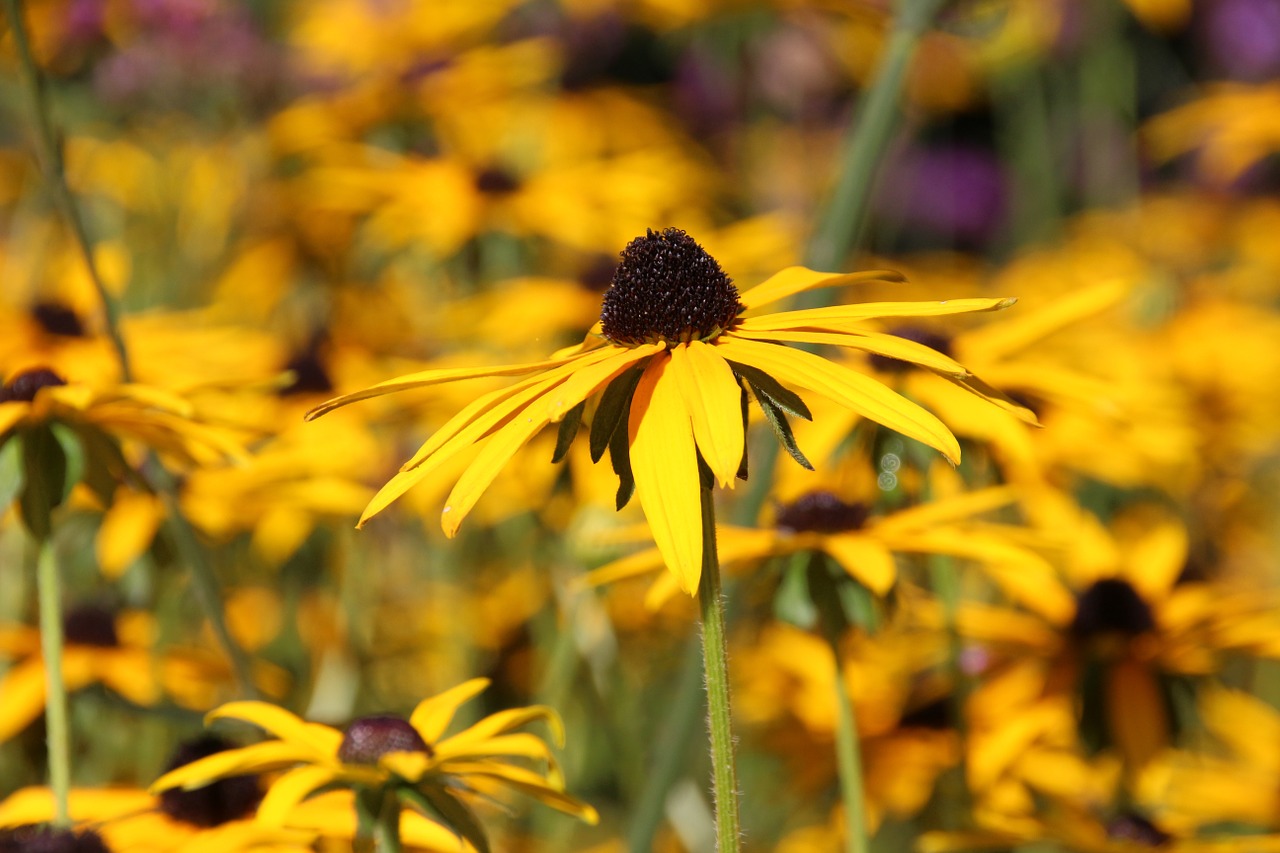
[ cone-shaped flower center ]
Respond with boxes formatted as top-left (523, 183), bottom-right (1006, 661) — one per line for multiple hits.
top-left (599, 228), bottom-right (743, 346)
top-left (338, 715), bottom-right (432, 765)
top-left (775, 491), bottom-right (869, 534)
top-left (158, 735), bottom-right (260, 827)
top-left (870, 325), bottom-right (954, 373)
top-left (62, 605), bottom-right (120, 648)
top-left (474, 166), bottom-right (521, 195)
top-left (32, 301), bottom-right (87, 338)
top-left (1070, 578), bottom-right (1155, 639)
top-left (0, 367), bottom-right (68, 403)
top-left (1106, 813), bottom-right (1171, 846)
top-left (0, 826), bottom-right (111, 852)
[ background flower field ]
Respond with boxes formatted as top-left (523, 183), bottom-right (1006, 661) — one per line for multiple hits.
top-left (3, 0), bottom-right (1280, 850)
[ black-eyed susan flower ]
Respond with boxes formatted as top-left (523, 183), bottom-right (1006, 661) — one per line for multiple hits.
top-left (150, 678), bottom-right (596, 851)
top-left (307, 227), bottom-right (1018, 594)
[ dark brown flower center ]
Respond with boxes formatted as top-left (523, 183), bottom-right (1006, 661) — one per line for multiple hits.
top-left (158, 735), bottom-right (260, 828)
top-left (474, 166), bottom-right (522, 195)
top-left (32, 302), bottom-right (87, 338)
top-left (337, 716), bottom-right (432, 765)
top-left (0, 826), bottom-right (111, 853)
top-left (0, 367), bottom-right (68, 404)
top-left (599, 228), bottom-right (742, 347)
top-left (1106, 813), bottom-right (1171, 847)
top-left (279, 340), bottom-right (333, 397)
top-left (775, 491), bottom-right (868, 534)
top-left (1070, 578), bottom-right (1155, 640)
top-left (869, 325), bottom-right (954, 373)
top-left (62, 605), bottom-right (120, 648)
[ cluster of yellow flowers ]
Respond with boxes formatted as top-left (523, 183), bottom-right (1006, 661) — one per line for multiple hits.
top-left (4, 0), bottom-right (1280, 851)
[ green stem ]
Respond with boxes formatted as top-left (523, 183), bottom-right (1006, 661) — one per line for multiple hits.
top-left (157, 489), bottom-right (261, 699)
top-left (353, 788), bottom-right (380, 853)
top-left (698, 487), bottom-right (741, 852)
top-left (34, 539), bottom-right (71, 828)
top-left (805, 0), bottom-right (948, 274)
top-left (375, 790), bottom-right (403, 853)
top-left (831, 641), bottom-right (868, 853)
top-left (2, 0), bottom-right (133, 382)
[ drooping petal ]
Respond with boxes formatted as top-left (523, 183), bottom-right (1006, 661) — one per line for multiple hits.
top-left (738, 267), bottom-right (906, 311)
top-left (729, 328), bottom-right (969, 376)
top-left (256, 765), bottom-right (340, 826)
top-left (149, 741), bottom-right (323, 793)
top-left (732, 297), bottom-right (1017, 331)
top-left (0, 659), bottom-right (48, 743)
top-left (178, 822), bottom-right (319, 853)
top-left (870, 486), bottom-right (1020, 536)
top-left (410, 678), bottom-right (491, 744)
top-left (304, 351), bottom-right (600, 421)
top-left (442, 706), bottom-right (565, 751)
top-left (435, 761), bottom-right (599, 824)
top-left (822, 534), bottom-right (897, 595)
top-left (628, 354), bottom-right (703, 594)
top-left (955, 278), bottom-right (1129, 361)
top-left (715, 337), bottom-right (961, 464)
top-left (668, 341), bottom-right (744, 488)
top-left (206, 702), bottom-right (342, 756)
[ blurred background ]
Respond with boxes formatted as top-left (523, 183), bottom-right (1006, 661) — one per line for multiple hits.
top-left (4, 0), bottom-right (1280, 850)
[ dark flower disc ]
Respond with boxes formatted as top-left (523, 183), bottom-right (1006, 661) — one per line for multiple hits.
top-left (337, 715), bottom-right (432, 765)
top-left (599, 228), bottom-right (742, 346)
top-left (1106, 813), bottom-right (1171, 846)
top-left (1070, 578), bottom-right (1156, 639)
top-left (158, 735), bottom-right (260, 828)
top-left (0, 367), bottom-right (68, 404)
top-left (31, 302), bottom-right (87, 338)
top-left (62, 605), bottom-right (121, 648)
top-left (774, 491), bottom-right (869, 534)
top-left (0, 826), bottom-right (111, 853)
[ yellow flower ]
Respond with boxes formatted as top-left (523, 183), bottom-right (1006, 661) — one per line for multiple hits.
top-left (1143, 83), bottom-right (1280, 184)
top-left (149, 678), bottom-right (597, 846)
top-left (307, 228), bottom-right (1018, 594)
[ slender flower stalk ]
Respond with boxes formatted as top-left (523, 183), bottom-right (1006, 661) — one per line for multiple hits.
top-left (33, 539), bottom-right (71, 828)
top-left (832, 643), bottom-right (868, 853)
top-left (698, 486), bottom-right (740, 852)
top-left (2, 0), bottom-right (132, 383)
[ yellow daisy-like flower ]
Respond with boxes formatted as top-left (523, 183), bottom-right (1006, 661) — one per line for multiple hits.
top-left (307, 228), bottom-right (1017, 594)
top-left (150, 678), bottom-right (597, 846)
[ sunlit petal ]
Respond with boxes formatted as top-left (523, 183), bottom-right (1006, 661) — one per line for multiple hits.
top-left (410, 678), bottom-right (491, 744)
top-left (668, 341), bottom-right (743, 488)
top-left (256, 765), bottom-right (339, 826)
top-left (738, 267), bottom-right (906, 311)
top-left (206, 702), bottom-right (342, 755)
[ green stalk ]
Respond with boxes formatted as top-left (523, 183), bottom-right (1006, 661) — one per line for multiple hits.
top-left (375, 790), bottom-right (404, 853)
top-left (805, 0), bottom-right (949, 274)
top-left (353, 788), bottom-right (380, 853)
top-left (34, 539), bottom-right (71, 828)
top-left (2, 0), bottom-right (133, 382)
top-left (698, 486), bottom-right (741, 852)
top-left (831, 642), bottom-right (867, 853)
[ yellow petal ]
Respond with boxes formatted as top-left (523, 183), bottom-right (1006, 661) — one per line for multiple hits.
top-left (256, 765), bottom-right (339, 826)
top-left (870, 486), bottom-right (1019, 536)
top-left (432, 732), bottom-right (559, 765)
top-left (95, 491), bottom-right (165, 579)
top-left (206, 701), bottom-right (342, 755)
top-left (668, 341), bottom-right (743, 488)
top-left (542, 342), bottom-right (663, 422)
top-left (628, 354), bottom-right (703, 594)
top-left (433, 761), bottom-right (599, 824)
top-left (150, 741), bottom-right (322, 793)
top-left (729, 328), bottom-right (969, 376)
top-left (956, 278), bottom-right (1129, 361)
top-left (0, 659), bottom-right (48, 743)
top-left (822, 534), bottom-right (896, 595)
top-left (409, 678), bottom-right (491, 744)
top-left (716, 336), bottom-right (961, 464)
top-left (443, 706), bottom-right (565, 751)
top-left (1122, 518), bottom-right (1188, 601)
top-left (733, 297), bottom-right (1017, 331)
top-left (304, 351), bottom-right (597, 421)
top-left (738, 266), bottom-right (906, 311)
top-left (177, 822), bottom-right (319, 853)
top-left (0, 403), bottom-right (29, 435)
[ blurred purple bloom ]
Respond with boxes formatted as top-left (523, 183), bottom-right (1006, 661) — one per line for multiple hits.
top-left (878, 144), bottom-right (1007, 247)
top-left (1197, 0), bottom-right (1280, 81)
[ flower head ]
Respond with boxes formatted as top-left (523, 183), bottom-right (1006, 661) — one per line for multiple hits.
top-left (307, 228), bottom-right (1020, 593)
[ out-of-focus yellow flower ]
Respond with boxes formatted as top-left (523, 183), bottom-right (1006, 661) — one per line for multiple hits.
top-left (307, 228), bottom-right (1020, 594)
top-left (150, 679), bottom-right (597, 845)
top-left (0, 606), bottom-right (284, 744)
top-left (1143, 83), bottom-right (1280, 184)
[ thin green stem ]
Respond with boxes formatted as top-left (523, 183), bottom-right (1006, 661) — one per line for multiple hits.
top-left (34, 539), bottom-right (71, 828)
top-left (375, 790), bottom-right (403, 853)
top-left (353, 788), bottom-right (380, 853)
top-left (831, 642), bottom-right (868, 853)
top-left (157, 489), bottom-right (261, 699)
top-left (3, 0), bottom-right (132, 382)
top-left (698, 486), bottom-right (741, 853)
top-left (805, 0), bottom-right (948, 274)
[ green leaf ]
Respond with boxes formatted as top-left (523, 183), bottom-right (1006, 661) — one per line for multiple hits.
top-left (749, 385), bottom-right (814, 471)
top-left (608, 394), bottom-right (635, 511)
top-left (729, 362), bottom-right (811, 420)
top-left (773, 553), bottom-right (818, 629)
top-left (551, 400), bottom-right (585, 464)
top-left (50, 422), bottom-right (85, 496)
top-left (0, 435), bottom-right (24, 511)
top-left (75, 427), bottom-right (130, 505)
top-left (589, 367), bottom-right (643, 463)
top-left (19, 426), bottom-right (68, 541)
top-left (399, 784), bottom-right (492, 853)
